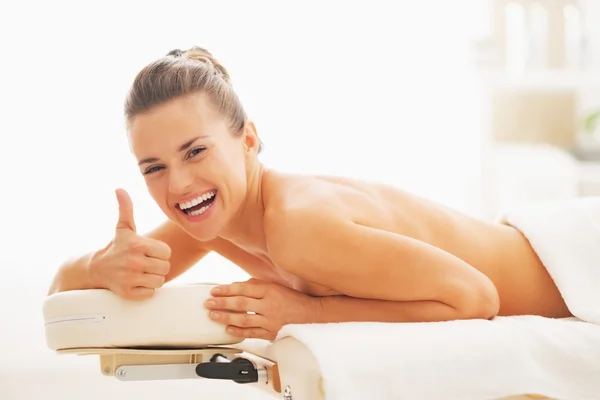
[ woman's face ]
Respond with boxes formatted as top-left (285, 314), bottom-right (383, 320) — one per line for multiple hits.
top-left (128, 94), bottom-right (256, 242)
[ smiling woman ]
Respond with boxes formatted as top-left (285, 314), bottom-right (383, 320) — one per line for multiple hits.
top-left (127, 91), bottom-right (260, 241)
top-left (48, 46), bottom-right (573, 341)
top-left (123, 48), bottom-right (263, 243)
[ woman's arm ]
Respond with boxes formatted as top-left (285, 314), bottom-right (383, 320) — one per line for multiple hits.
top-left (313, 296), bottom-right (484, 323)
top-left (48, 252), bottom-right (97, 295)
top-left (48, 219), bottom-right (211, 295)
top-left (266, 207), bottom-right (500, 321)
top-left (205, 278), bottom-right (495, 340)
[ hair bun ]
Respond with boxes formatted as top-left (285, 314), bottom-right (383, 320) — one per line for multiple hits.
top-left (166, 49), bottom-right (185, 58)
top-left (167, 46), bottom-right (230, 83)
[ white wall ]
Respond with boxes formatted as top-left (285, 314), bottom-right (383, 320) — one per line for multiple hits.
top-left (1, 1), bottom-right (487, 398)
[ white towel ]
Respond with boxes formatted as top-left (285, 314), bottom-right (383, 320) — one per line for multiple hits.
top-left (497, 195), bottom-right (600, 324)
top-left (275, 197), bottom-right (600, 399)
top-left (277, 316), bottom-right (600, 400)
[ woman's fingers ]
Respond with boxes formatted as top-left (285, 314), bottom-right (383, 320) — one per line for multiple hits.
top-left (205, 295), bottom-right (265, 314)
top-left (137, 272), bottom-right (166, 289)
top-left (142, 258), bottom-right (170, 276)
top-left (210, 309), bottom-right (269, 327)
top-left (211, 281), bottom-right (267, 299)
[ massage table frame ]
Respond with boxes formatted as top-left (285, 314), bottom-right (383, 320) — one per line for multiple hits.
top-left (59, 346), bottom-right (282, 387)
top-left (56, 337), bottom-right (327, 400)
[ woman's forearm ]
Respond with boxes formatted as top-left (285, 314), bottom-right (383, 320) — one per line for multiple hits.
top-left (312, 295), bottom-right (491, 324)
top-left (48, 252), bottom-right (98, 295)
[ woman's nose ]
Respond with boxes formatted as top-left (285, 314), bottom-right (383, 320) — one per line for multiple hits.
top-left (168, 167), bottom-right (194, 194)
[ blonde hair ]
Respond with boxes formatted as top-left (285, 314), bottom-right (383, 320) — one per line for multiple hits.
top-left (124, 46), bottom-right (260, 151)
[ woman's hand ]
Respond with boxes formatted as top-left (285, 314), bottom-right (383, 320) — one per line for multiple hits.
top-left (204, 279), bottom-right (319, 340)
top-left (89, 189), bottom-right (171, 300)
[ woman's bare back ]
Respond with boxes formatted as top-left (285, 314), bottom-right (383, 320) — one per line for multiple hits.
top-left (206, 170), bottom-right (571, 319)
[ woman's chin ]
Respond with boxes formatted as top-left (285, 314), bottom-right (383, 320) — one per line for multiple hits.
top-left (182, 219), bottom-right (222, 242)
top-left (166, 210), bottom-right (222, 243)
top-left (193, 232), bottom-right (219, 243)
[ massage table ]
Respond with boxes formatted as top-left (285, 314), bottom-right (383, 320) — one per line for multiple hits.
top-left (43, 284), bottom-right (323, 399)
top-left (43, 283), bottom-right (600, 400)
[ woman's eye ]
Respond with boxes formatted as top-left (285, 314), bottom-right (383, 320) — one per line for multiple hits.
top-left (188, 147), bottom-right (206, 158)
top-left (144, 165), bottom-right (164, 175)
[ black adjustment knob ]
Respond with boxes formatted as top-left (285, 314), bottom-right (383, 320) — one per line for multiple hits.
top-left (195, 356), bottom-right (258, 384)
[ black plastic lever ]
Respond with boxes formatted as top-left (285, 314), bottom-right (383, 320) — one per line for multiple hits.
top-left (195, 354), bottom-right (258, 384)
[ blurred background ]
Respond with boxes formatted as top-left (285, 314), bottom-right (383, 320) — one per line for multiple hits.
top-left (1, 0), bottom-right (599, 398)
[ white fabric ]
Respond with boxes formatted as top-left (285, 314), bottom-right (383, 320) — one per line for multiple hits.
top-left (277, 316), bottom-right (600, 400)
top-left (43, 283), bottom-right (241, 350)
top-left (496, 196), bottom-right (600, 324)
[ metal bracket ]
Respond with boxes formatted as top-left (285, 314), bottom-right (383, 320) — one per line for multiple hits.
top-left (113, 352), bottom-right (267, 384)
top-left (115, 363), bottom-right (199, 381)
top-left (60, 346), bottom-right (282, 393)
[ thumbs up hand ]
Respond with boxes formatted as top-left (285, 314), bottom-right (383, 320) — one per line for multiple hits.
top-left (88, 189), bottom-right (172, 300)
top-left (115, 188), bottom-right (137, 232)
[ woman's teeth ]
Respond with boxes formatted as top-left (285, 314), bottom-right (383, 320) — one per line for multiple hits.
top-left (189, 205), bottom-right (211, 216)
top-left (178, 190), bottom-right (216, 210)
top-left (178, 190), bottom-right (217, 215)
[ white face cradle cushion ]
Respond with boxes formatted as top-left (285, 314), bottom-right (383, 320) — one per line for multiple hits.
top-left (43, 284), bottom-right (242, 350)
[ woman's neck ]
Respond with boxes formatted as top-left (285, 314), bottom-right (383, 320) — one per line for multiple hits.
top-left (219, 161), bottom-right (269, 253)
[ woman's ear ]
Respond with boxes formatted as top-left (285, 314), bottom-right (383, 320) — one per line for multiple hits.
top-left (242, 120), bottom-right (260, 153)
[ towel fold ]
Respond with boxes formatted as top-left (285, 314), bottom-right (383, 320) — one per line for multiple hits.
top-left (497, 195), bottom-right (600, 324)
top-left (277, 317), bottom-right (600, 400)
top-left (275, 197), bottom-right (600, 399)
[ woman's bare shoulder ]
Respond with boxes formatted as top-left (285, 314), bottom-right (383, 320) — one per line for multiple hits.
top-left (262, 169), bottom-right (410, 237)
top-left (262, 170), bottom-right (351, 222)
top-left (259, 171), bottom-right (356, 263)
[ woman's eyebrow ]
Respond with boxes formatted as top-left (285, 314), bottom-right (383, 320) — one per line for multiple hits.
top-left (137, 135), bottom-right (209, 166)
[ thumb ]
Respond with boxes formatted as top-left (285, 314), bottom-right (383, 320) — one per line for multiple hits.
top-left (115, 188), bottom-right (136, 232)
